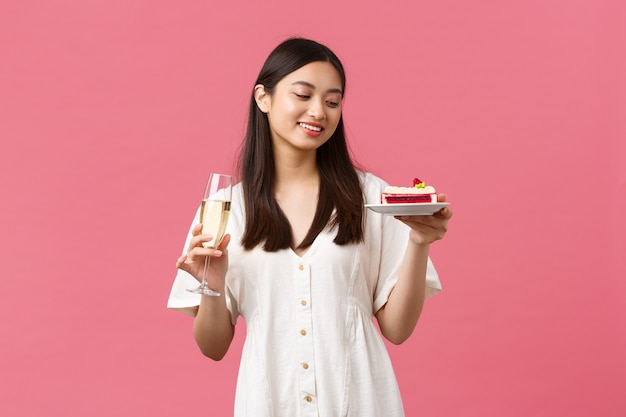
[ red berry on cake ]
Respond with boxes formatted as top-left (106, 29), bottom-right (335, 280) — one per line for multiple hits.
top-left (413, 178), bottom-right (424, 187)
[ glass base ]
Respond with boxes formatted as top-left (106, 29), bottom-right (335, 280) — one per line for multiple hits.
top-left (186, 284), bottom-right (221, 297)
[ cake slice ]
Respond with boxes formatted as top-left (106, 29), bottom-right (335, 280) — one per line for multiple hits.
top-left (381, 178), bottom-right (437, 204)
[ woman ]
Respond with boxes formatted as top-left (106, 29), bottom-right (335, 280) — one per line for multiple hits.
top-left (168, 37), bottom-right (452, 417)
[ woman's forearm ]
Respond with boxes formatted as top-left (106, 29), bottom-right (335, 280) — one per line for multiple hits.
top-left (193, 294), bottom-right (235, 361)
top-left (376, 241), bottom-right (429, 344)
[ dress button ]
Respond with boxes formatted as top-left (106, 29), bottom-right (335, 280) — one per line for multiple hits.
top-left (300, 300), bottom-right (307, 306)
top-left (300, 329), bottom-right (307, 336)
top-left (298, 264), bottom-right (304, 271)
top-left (305, 395), bottom-right (313, 402)
top-left (302, 363), bottom-right (309, 370)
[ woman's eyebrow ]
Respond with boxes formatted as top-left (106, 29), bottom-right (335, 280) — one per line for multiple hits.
top-left (291, 81), bottom-right (343, 95)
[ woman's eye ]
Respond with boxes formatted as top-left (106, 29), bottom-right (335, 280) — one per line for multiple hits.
top-left (326, 100), bottom-right (339, 107)
top-left (295, 93), bottom-right (310, 99)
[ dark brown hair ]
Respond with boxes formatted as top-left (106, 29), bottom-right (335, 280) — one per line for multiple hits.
top-left (237, 38), bottom-right (364, 251)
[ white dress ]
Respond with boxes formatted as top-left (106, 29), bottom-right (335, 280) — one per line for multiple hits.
top-left (167, 172), bottom-right (441, 417)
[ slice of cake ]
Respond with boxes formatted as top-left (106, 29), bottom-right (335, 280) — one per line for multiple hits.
top-left (381, 178), bottom-right (437, 204)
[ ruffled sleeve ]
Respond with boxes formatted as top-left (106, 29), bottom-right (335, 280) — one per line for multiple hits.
top-left (166, 191), bottom-right (242, 325)
top-left (361, 173), bottom-right (442, 313)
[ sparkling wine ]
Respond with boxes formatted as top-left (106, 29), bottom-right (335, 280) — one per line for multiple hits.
top-left (200, 199), bottom-right (231, 248)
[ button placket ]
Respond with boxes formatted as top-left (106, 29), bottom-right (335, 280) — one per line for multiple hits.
top-left (294, 261), bottom-right (317, 415)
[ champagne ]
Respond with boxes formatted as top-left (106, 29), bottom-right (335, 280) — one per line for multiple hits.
top-left (200, 199), bottom-right (231, 248)
top-left (187, 173), bottom-right (232, 296)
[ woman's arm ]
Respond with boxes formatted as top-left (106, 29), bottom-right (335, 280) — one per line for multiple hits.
top-left (375, 242), bottom-right (430, 344)
top-left (176, 226), bottom-right (235, 360)
top-left (192, 293), bottom-right (235, 361)
top-left (375, 194), bottom-right (452, 344)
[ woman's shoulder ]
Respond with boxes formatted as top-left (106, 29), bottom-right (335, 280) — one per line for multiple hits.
top-left (357, 171), bottom-right (390, 204)
top-left (230, 182), bottom-right (245, 216)
top-left (358, 171), bottom-right (390, 193)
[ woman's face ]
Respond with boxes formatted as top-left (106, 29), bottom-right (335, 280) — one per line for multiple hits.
top-left (257, 61), bottom-right (343, 154)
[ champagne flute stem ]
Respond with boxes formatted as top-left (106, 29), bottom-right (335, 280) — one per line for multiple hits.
top-left (201, 256), bottom-right (210, 287)
top-left (200, 254), bottom-right (220, 296)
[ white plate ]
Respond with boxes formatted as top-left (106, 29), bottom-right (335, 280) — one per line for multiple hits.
top-left (365, 202), bottom-right (449, 216)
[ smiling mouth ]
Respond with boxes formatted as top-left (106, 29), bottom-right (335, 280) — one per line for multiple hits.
top-left (299, 122), bottom-right (323, 132)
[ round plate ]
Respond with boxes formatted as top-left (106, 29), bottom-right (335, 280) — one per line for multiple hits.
top-left (365, 202), bottom-right (450, 216)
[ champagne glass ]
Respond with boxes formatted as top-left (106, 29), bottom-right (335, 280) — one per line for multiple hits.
top-left (187, 173), bottom-right (232, 296)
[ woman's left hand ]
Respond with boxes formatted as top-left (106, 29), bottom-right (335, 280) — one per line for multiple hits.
top-left (395, 194), bottom-right (453, 246)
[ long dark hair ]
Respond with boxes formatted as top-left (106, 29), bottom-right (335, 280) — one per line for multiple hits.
top-left (237, 37), bottom-right (364, 251)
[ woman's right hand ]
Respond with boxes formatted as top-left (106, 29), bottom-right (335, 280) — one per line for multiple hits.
top-left (176, 224), bottom-right (230, 291)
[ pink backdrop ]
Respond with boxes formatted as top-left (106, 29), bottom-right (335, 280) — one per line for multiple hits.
top-left (1, 0), bottom-right (625, 416)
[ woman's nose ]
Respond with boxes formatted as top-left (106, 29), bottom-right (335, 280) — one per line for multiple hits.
top-left (307, 99), bottom-right (326, 120)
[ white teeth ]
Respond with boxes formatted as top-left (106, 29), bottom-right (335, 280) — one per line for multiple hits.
top-left (299, 123), bottom-right (322, 132)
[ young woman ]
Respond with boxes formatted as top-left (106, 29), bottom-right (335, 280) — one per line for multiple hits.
top-left (168, 37), bottom-right (452, 417)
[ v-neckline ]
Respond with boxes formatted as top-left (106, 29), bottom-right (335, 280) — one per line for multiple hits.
top-left (288, 232), bottom-right (321, 260)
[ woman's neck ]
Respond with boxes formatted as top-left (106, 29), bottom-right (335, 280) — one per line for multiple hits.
top-left (273, 148), bottom-right (319, 188)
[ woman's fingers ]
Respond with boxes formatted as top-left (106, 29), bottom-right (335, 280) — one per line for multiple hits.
top-left (191, 223), bottom-right (203, 235)
top-left (217, 234), bottom-right (231, 251)
top-left (183, 231), bottom-right (230, 265)
top-left (395, 204), bottom-right (452, 245)
top-left (176, 226), bottom-right (231, 283)
top-left (176, 254), bottom-right (189, 270)
top-left (434, 205), bottom-right (453, 220)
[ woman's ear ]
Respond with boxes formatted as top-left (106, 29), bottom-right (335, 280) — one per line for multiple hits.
top-left (254, 84), bottom-right (270, 113)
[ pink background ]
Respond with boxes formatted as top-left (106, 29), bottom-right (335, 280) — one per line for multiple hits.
top-left (1, 0), bottom-right (625, 416)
